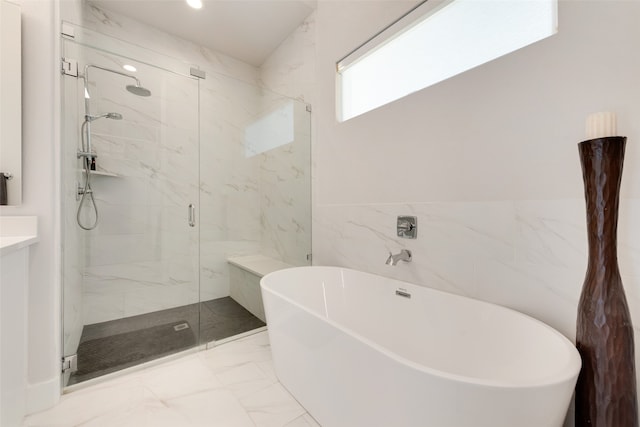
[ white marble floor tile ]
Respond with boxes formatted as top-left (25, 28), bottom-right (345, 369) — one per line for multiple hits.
top-left (165, 389), bottom-right (256, 427)
top-left (256, 359), bottom-right (278, 382)
top-left (23, 378), bottom-right (151, 426)
top-left (216, 361), bottom-right (269, 386)
top-left (284, 414), bottom-right (322, 427)
top-left (22, 331), bottom-right (319, 427)
top-left (79, 398), bottom-right (190, 427)
top-left (202, 333), bottom-right (273, 374)
top-left (215, 361), bottom-right (278, 399)
top-left (137, 354), bottom-right (224, 400)
top-left (239, 383), bottom-right (306, 427)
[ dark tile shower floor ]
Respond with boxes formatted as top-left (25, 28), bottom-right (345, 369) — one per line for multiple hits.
top-left (69, 297), bottom-right (265, 385)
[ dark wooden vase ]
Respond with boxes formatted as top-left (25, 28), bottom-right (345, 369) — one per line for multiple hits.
top-left (575, 136), bottom-right (638, 427)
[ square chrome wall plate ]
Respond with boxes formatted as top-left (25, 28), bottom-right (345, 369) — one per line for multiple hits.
top-left (397, 216), bottom-right (417, 239)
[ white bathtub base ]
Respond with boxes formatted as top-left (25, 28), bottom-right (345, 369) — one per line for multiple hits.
top-left (266, 297), bottom-right (571, 427)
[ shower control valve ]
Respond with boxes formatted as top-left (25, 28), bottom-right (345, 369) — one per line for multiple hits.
top-left (77, 184), bottom-right (93, 201)
top-left (397, 216), bottom-right (417, 239)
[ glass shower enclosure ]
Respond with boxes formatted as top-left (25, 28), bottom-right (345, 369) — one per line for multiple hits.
top-left (61, 24), bottom-right (311, 386)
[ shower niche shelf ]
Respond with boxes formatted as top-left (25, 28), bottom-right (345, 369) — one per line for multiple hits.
top-left (91, 170), bottom-right (118, 177)
top-left (87, 170), bottom-right (119, 178)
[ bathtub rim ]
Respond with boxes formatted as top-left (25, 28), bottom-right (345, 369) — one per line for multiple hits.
top-left (261, 265), bottom-right (582, 390)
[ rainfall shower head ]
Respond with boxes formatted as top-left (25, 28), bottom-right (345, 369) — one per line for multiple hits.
top-left (82, 64), bottom-right (152, 99)
top-left (126, 84), bottom-right (152, 97)
top-left (86, 112), bottom-right (123, 122)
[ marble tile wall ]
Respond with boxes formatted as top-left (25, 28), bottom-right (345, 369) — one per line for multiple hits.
top-left (258, 13), bottom-right (316, 267)
top-left (198, 72), bottom-right (263, 302)
top-left (257, 98), bottom-right (312, 267)
top-left (260, 11), bottom-right (317, 105)
top-left (315, 200), bottom-right (639, 337)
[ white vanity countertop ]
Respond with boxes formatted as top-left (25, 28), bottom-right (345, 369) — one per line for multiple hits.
top-left (0, 216), bottom-right (38, 256)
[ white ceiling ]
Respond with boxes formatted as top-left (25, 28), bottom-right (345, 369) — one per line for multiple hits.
top-left (89, 0), bottom-right (316, 66)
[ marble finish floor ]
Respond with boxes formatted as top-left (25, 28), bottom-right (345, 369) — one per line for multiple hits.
top-left (24, 331), bottom-right (320, 427)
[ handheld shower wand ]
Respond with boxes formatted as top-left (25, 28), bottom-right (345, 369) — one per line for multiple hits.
top-left (76, 111), bottom-right (124, 231)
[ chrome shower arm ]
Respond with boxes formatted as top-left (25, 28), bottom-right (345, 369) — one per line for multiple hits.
top-left (82, 64), bottom-right (140, 111)
top-left (82, 64), bottom-right (141, 92)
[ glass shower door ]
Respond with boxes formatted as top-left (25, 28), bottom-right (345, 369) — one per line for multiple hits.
top-left (61, 34), bottom-right (200, 386)
top-left (197, 75), bottom-right (312, 345)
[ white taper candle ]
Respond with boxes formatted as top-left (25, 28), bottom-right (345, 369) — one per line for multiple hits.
top-left (586, 112), bottom-right (617, 139)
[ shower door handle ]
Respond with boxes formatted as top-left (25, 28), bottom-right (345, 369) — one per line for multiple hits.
top-left (188, 204), bottom-right (196, 227)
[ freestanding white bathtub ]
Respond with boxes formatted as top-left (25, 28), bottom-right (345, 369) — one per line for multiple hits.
top-left (261, 266), bottom-right (581, 427)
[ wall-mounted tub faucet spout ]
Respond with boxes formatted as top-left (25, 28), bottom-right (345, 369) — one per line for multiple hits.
top-left (386, 249), bottom-right (412, 266)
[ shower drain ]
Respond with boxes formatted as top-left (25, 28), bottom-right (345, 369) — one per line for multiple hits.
top-left (173, 323), bottom-right (190, 332)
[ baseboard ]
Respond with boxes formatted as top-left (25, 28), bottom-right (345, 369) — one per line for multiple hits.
top-left (26, 376), bottom-right (60, 415)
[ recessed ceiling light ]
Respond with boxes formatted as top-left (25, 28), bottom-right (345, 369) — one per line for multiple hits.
top-left (123, 64), bottom-right (137, 72)
top-left (186, 0), bottom-right (202, 9)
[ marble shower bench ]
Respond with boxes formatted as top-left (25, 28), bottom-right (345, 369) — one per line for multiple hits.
top-left (227, 255), bottom-right (293, 323)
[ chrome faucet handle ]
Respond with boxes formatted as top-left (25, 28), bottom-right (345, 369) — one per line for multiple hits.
top-left (397, 221), bottom-right (414, 232)
top-left (397, 216), bottom-right (417, 239)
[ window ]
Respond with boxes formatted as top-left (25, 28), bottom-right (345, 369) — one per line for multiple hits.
top-left (337, 0), bottom-right (558, 122)
top-left (244, 100), bottom-right (294, 157)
